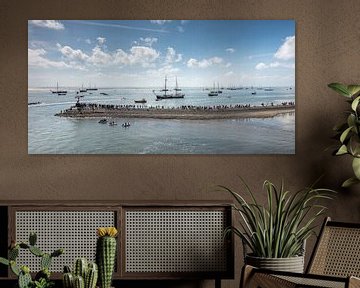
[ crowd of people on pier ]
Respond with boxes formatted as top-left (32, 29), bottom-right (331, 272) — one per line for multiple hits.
top-left (62, 101), bottom-right (295, 114)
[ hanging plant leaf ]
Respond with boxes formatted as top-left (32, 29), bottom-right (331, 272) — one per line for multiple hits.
top-left (340, 127), bottom-right (353, 143)
top-left (352, 157), bottom-right (360, 179)
top-left (336, 145), bottom-right (348, 155)
top-left (328, 83), bottom-right (350, 97)
top-left (351, 96), bottom-right (360, 111)
top-left (342, 177), bottom-right (360, 188)
top-left (347, 85), bottom-right (360, 97)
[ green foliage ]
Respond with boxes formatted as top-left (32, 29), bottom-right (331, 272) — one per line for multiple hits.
top-left (0, 232), bottom-right (64, 288)
top-left (329, 82), bottom-right (360, 187)
top-left (32, 278), bottom-right (54, 288)
top-left (220, 178), bottom-right (335, 258)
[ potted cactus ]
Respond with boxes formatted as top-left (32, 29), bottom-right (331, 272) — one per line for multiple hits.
top-left (62, 258), bottom-right (98, 288)
top-left (0, 232), bottom-right (64, 288)
top-left (96, 227), bottom-right (118, 288)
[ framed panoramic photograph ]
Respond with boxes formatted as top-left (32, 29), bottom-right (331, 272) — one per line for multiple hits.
top-left (28, 20), bottom-right (295, 154)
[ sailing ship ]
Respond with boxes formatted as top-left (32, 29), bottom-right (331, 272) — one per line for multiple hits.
top-left (50, 82), bottom-right (67, 94)
top-left (208, 82), bottom-right (218, 96)
top-left (87, 83), bottom-right (98, 91)
top-left (79, 84), bottom-right (87, 93)
top-left (153, 76), bottom-right (185, 100)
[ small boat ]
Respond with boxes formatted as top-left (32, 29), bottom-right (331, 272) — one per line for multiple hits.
top-left (134, 98), bottom-right (147, 104)
top-left (208, 91), bottom-right (218, 96)
top-left (251, 91), bottom-right (256, 95)
top-left (50, 82), bottom-right (67, 94)
top-left (108, 121), bottom-right (117, 126)
top-left (264, 88), bottom-right (274, 91)
top-left (28, 101), bottom-right (41, 105)
top-left (100, 92), bottom-right (109, 96)
top-left (153, 76), bottom-right (185, 99)
top-left (98, 119), bottom-right (108, 124)
top-left (122, 122), bottom-right (131, 128)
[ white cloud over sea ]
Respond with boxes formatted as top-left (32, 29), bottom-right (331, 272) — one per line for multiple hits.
top-left (29, 20), bottom-right (64, 30)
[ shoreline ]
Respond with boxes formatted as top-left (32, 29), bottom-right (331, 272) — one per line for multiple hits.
top-left (55, 103), bottom-right (295, 120)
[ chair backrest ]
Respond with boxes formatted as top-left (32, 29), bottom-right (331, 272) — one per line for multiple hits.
top-left (307, 217), bottom-right (360, 277)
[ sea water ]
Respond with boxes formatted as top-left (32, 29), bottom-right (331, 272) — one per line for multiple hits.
top-left (28, 87), bottom-right (295, 154)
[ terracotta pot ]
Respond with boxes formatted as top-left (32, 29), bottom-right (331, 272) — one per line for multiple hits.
top-left (245, 254), bottom-right (304, 273)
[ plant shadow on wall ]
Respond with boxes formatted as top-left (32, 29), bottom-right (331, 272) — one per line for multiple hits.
top-left (328, 83), bottom-right (360, 187)
top-left (218, 178), bottom-right (335, 273)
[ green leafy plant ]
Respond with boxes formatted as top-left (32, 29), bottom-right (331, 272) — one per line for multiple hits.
top-left (328, 83), bottom-right (360, 187)
top-left (220, 179), bottom-right (334, 258)
top-left (0, 232), bottom-right (63, 288)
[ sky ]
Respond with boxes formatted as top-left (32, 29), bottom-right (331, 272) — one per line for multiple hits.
top-left (28, 20), bottom-right (295, 88)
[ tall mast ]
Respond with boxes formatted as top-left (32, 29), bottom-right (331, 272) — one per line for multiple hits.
top-left (57, 81), bottom-right (58, 92)
top-left (165, 76), bottom-right (167, 96)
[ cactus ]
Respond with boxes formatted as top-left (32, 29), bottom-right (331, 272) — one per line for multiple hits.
top-left (63, 272), bottom-right (74, 288)
top-left (63, 260), bottom-right (98, 288)
top-left (18, 267), bottom-right (32, 288)
top-left (85, 263), bottom-right (98, 288)
top-left (74, 258), bottom-right (88, 279)
top-left (96, 227), bottom-right (118, 288)
top-left (29, 245), bottom-right (44, 257)
top-left (73, 275), bottom-right (85, 288)
top-left (0, 233), bottom-right (64, 288)
top-left (9, 246), bottom-right (19, 260)
top-left (29, 232), bottom-right (37, 246)
top-left (41, 253), bottom-right (52, 270)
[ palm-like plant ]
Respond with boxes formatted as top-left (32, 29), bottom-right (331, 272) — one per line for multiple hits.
top-left (220, 179), bottom-right (334, 258)
top-left (328, 83), bottom-right (360, 187)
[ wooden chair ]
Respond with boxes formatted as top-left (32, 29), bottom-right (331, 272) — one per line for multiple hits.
top-left (241, 217), bottom-right (360, 288)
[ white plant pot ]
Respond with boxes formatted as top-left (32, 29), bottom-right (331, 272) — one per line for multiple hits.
top-left (245, 254), bottom-right (305, 273)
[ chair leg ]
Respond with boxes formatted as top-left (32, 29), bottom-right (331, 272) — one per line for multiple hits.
top-left (240, 265), bottom-right (255, 288)
top-left (349, 276), bottom-right (360, 288)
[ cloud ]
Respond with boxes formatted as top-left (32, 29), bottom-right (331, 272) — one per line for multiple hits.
top-left (225, 62), bottom-right (232, 68)
top-left (255, 61), bottom-right (295, 70)
top-left (113, 46), bottom-right (160, 67)
top-left (274, 35), bottom-right (295, 60)
top-left (165, 47), bottom-right (182, 64)
top-left (187, 57), bottom-right (223, 68)
top-left (139, 37), bottom-right (158, 47)
top-left (85, 39), bottom-right (91, 44)
top-left (57, 43), bottom-right (89, 61)
top-left (28, 48), bottom-right (70, 68)
top-left (29, 20), bottom-right (64, 30)
top-left (225, 71), bottom-right (234, 76)
top-left (147, 65), bottom-right (180, 77)
top-left (97, 37), bottom-right (106, 45)
top-left (89, 46), bottom-right (112, 65)
top-left (150, 20), bottom-right (172, 25)
top-left (226, 48), bottom-right (235, 53)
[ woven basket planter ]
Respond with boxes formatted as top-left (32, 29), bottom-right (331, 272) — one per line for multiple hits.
top-left (245, 254), bottom-right (305, 273)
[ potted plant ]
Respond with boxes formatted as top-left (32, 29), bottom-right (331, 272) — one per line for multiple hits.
top-left (220, 179), bottom-right (334, 273)
top-left (328, 83), bottom-right (360, 187)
